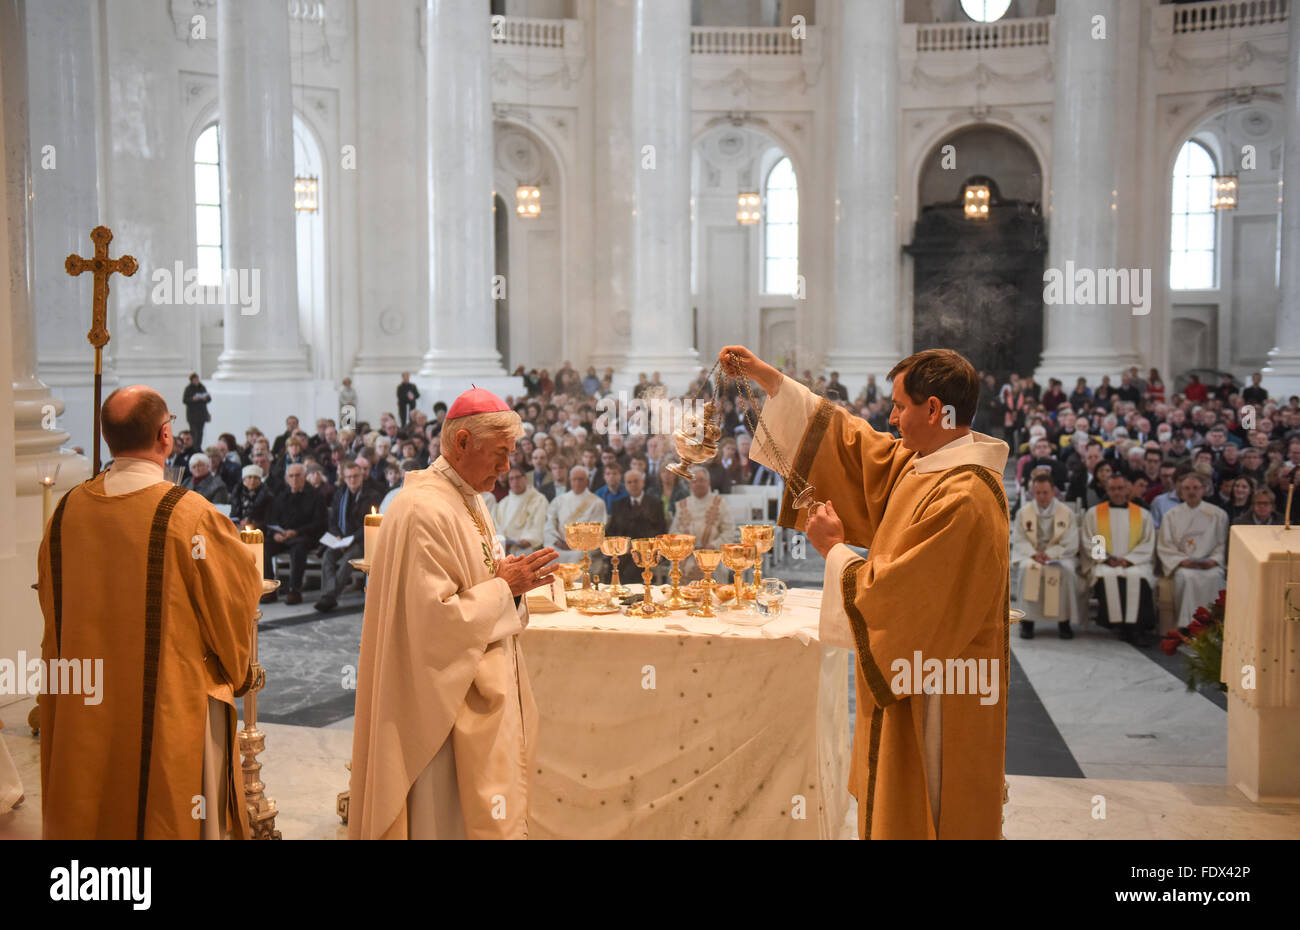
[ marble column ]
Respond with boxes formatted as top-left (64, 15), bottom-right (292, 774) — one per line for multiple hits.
top-left (823, 0), bottom-right (902, 388)
top-left (1265, 5), bottom-right (1300, 396)
top-left (2, 0), bottom-right (86, 495)
top-left (419, 0), bottom-right (510, 390)
top-left (351, 0), bottom-right (425, 416)
top-left (591, 0), bottom-right (698, 392)
top-left (27, 0), bottom-right (108, 466)
top-left (212, 0), bottom-right (310, 382)
top-left (1037, 0), bottom-right (1140, 384)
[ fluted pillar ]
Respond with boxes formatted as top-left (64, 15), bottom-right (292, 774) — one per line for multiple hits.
top-left (28, 0), bottom-right (109, 464)
top-left (212, 0), bottom-right (310, 381)
top-left (1037, 0), bottom-right (1139, 384)
top-left (824, 0), bottom-right (902, 386)
top-left (591, 0), bottom-right (698, 392)
top-left (2, 0), bottom-right (86, 493)
top-left (420, 0), bottom-right (507, 383)
top-left (1266, 6), bottom-right (1300, 396)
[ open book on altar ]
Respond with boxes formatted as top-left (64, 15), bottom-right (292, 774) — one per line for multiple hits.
top-left (526, 575), bottom-right (567, 614)
top-left (319, 533), bottom-right (355, 550)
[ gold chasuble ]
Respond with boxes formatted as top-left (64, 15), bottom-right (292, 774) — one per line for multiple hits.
top-left (753, 376), bottom-right (1010, 839)
top-left (36, 472), bottom-right (263, 839)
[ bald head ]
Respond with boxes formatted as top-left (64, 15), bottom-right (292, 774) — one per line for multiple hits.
top-left (102, 386), bottom-right (172, 459)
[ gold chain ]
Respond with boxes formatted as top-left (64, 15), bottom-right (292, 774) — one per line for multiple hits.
top-left (727, 353), bottom-right (806, 496)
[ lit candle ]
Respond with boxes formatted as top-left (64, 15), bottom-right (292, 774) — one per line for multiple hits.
top-left (365, 508), bottom-right (382, 564)
top-left (239, 526), bottom-right (264, 578)
top-left (41, 477), bottom-right (55, 526)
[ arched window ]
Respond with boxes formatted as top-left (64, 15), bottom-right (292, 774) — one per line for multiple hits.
top-left (763, 156), bottom-right (798, 295)
top-left (961, 0), bottom-right (1012, 23)
top-left (1170, 140), bottom-right (1218, 290)
top-left (194, 124), bottom-right (223, 286)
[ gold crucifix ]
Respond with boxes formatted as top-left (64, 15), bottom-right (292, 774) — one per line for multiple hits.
top-left (66, 226), bottom-right (137, 474)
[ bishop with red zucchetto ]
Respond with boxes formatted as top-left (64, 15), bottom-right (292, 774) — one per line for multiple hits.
top-left (349, 387), bottom-right (558, 839)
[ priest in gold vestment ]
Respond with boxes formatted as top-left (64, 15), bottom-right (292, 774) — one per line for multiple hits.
top-left (349, 388), bottom-right (558, 839)
top-left (36, 387), bottom-right (263, 839)
top-left (722, 346), bottom-right (1010, 840)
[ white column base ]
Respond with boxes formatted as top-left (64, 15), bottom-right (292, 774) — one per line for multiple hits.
top-left (206, 379), bottom-right (339, 442)
top-left (212, 348), bottom-right (313, 381)
top-left (413, 375), bottom-right (526, 410)
top-left (1262, 351), bottom-right (1300, 402)
top-left (1036, 349), bottom-right (1143, 389)
top-left (418, 348), bottom-right (507, 380)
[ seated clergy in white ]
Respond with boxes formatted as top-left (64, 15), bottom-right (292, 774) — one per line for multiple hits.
top-left (490, 465), bottom-right (549, 555)
top-left (1010, 472), bottom-right (1081, 639)
top-left (348, 387), bottom-right (558, 839)
top-left (543, 465), bottom-right (607, 561)
top-left (1157, 471), bottom-right (1229, 628)
top-left (1081, 471), bottom-right (1157, 638)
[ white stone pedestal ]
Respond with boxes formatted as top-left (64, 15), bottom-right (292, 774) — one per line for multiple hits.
top-left (1223, 526), bottom-right (1300, 802)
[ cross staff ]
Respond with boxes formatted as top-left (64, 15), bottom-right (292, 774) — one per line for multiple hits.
top-left (66, 226), bottom-right (137, 474)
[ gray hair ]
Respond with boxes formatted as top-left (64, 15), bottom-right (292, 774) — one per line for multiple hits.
top-left (569, 464), bottom-right (589, 480)
top-left (445, 410), bottom-right (524, 443)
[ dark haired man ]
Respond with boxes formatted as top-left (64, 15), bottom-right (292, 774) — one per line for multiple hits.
top-left (721, 345), bottom-right (1009, 840)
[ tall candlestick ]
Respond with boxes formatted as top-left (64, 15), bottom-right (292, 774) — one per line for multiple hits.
top-left (364, 509), bottom-right (382, 563)
top-left (239, 526), bottom-right (264, 578)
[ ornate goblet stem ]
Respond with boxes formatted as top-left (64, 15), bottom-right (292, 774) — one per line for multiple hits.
top-left (629, 538), bottom-right (668, 617)
top-left (601, 535), bottom-right (631, 596)
top-left (657, 534), bottom-right (696, 610)
top-left (739, 524), bottom-right (775, 598)
top-left (720, 543), bottom-right (758, 612)
top-left (688, 549), bottom-right (723, 618)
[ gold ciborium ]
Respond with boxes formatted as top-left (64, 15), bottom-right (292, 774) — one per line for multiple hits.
top-left (720, 542), bottom-right (758, 611)
top-left (629, 537), bottom-right (668, 617)
top-left (554, 562), bottom-right (583, 590)
top-left (564, 521), bottom-right (609, 609)
top-left (656, 534), bottom-right (696, 610)
top-left (601, 535), bottom-right (631, 595)
top-left (739, 524), bottom-right (775, 596)
top-left (687, 549), bottom-right (723, 618)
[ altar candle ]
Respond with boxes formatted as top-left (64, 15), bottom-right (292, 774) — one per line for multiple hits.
top-left (41, 477), bottom-right (55, 526)
top-left (365, 508), bottom-right (383, 563)
top-left (239, 526), bottom-right (264, 578)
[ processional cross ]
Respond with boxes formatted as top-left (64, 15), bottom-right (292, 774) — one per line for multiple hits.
top-left (66, 226), bottom-right (137, 473)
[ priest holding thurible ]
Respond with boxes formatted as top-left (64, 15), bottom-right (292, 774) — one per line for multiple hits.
top-left (720, 345), bottom-right (1010, 840)
top-left (349, 388), bottom-right (558, 840)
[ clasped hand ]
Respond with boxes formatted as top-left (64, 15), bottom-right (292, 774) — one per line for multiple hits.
top-left (496, 547), bottom-right (560, 597)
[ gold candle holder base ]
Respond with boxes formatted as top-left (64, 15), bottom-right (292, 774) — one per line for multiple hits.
top-left (241, 579), bottom-right (281, 839)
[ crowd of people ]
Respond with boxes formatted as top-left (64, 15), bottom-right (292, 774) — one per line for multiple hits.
top-left (998, 366), bottom-right (1293, 646)
top-left (165, 361), bottom-right (1295, 629)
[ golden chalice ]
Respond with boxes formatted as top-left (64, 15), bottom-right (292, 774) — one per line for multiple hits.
top-left (739, 524), bottom-right (775, 597)
top-left (687, 549), bottom-right (723, 618)
top-left (629, 537), bottom-right (668, 617)
top-left (720, 542), bottom-right (758, 611)
top-left (564, 521), bottom-right (609, 609)
top-left (554, 562), bottom-right (583, 590)
top-left (601, 535), bottom-right (631, 595)
top-left (656, 534), bottom-right (696, 610)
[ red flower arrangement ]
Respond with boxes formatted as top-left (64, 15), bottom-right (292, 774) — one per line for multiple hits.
top-left (1161, 590), bottom-right (1227, 692)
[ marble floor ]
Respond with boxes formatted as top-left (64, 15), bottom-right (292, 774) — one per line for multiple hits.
top-left (5, 691), bottom-right (1296, 839)
top-left (4, 557), bottom-right (1297, 840)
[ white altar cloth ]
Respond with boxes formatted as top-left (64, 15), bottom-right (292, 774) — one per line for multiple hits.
top-left (521, 587), bottom-right (853, 838)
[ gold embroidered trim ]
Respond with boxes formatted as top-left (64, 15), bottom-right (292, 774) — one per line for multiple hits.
top-left (778, 397), bottom-right (836, 529)
top-left (840, 558), bottom-right (897, 709)
top-left (864, 705), bottom-right (884, 840)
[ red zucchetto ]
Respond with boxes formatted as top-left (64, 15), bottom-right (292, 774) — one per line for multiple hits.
top-left (445, 386), bottom-right (510, 420)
